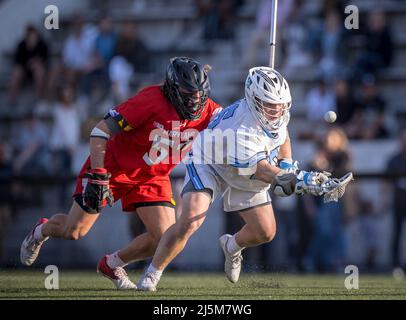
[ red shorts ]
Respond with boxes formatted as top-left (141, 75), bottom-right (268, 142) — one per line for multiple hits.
top-left (73, 162), bottom-right (174, 212)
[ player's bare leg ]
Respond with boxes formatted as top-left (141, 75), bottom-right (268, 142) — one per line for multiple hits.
top-left (119, 206), bottom-right (176, 262)
top-left (137, 192), bottom-right (211, 291)
top-left (219, 204), bottom-right (276, 283)
top-left (98, 206), bottom-right (176, 289)
top-left (41, 201), bottom-right (100, 240)
top-left (235, 204), bottom-right (277, 247)
top-left (20, 201), bottom-right (99, 266)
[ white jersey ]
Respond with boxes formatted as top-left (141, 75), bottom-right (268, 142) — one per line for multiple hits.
top-left (188, 99), bottom-right (288, 193)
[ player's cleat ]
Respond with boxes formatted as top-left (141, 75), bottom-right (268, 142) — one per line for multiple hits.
top-left (97, 256), bottom-right (136, 290)
top-left (219, 234), bottom-right (243, 283)
top-left (20, 218), bottom-right (49, 266)
top-left (137, 271), bottom-right (161, 292)
top-left (392, 267), bottom-right (405, 281)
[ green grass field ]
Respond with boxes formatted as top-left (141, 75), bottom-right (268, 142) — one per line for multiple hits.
top-left (1, 270), bottom-right (406, 300)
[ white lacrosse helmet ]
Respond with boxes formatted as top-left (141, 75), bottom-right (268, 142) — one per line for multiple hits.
top-left (245, 67), bottom-right (292, 133)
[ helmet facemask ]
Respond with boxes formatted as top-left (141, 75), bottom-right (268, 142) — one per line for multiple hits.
top-left (245, 67), bottom-right (292, 133)
top-left (252, 96), bottom-right (291, 132)
top-left (177, 87), bottom-right (209, 118)
top-left (163, 57), bottom-right (211, 120)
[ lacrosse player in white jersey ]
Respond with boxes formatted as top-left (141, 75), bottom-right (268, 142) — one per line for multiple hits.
top-left (136, 67), bottom-right (336, 291)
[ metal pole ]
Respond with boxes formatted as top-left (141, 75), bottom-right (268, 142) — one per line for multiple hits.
top-left (269, 0), bottom-right (278, 68)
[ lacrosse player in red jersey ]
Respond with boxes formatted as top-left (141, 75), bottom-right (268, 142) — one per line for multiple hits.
top-left (20, 57), bottom-right (222, 289)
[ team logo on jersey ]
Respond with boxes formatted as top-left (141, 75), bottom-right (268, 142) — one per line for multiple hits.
top-left (108, 109), bottom-right (119, 117)
top-left (105, 109), bottom-right (133, 132)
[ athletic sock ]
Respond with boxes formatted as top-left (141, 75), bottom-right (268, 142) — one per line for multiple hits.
top-left (147, 264), bottom-right (163, 279)
top-left (106, 251), bottom-right (127, 269)
top-left (33, 223), bottom-right (48, 242)
top-left (226, 234), bottom-right (245, 255)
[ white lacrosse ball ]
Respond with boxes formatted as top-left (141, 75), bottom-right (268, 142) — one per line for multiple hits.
top-left (324, 110), bottom-right (337, 123)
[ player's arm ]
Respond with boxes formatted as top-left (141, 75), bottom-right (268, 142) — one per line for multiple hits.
top-left (275, 129), bottom-right (299, 173)
top-left (89, 120), bottom-right (112, 169)
top-left (89, 108), bottom-right (136, 168)
top-left (254, 159), bottom-right (330, 200)
top-left (84, 116), bottom-right (125, 213)
top-left (278, 129), bottom-right (292, 160)
top-left (255, 160), bottom-right (329, 198)
top-left (253, 160), bottom-right (283, 184)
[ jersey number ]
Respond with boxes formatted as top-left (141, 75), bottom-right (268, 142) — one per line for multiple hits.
top-left (143, 133), bottom-right (192, 165)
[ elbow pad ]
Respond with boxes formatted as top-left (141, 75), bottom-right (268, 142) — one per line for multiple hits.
top-left (90, 127), bottom-right (110, 140)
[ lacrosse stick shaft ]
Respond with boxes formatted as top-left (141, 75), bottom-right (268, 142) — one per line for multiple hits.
top-left (269, 0), bottom-right (278, 69)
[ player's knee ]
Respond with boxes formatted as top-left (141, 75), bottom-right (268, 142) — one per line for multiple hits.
top-left (256, 227), bottom-right (276, 244)
top-left (178, 219), bottom-right (202, 238)
top-left (149, 233), bottom-right (163, 248)
top-left (62, 227), bottom-right (87, 240)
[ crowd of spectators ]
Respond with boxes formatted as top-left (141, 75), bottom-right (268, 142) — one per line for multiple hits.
top-left (244, 0), bottom-right (396, 141)
top-left (2, 13), bottom-right (152, 178)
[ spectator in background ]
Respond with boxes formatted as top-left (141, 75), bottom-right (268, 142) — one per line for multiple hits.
top-left (82, 14), bottom-right (117, 103)
top-left (195, 0), bottom-right (244, 41)
top-left (244, 0), bottom-right (295, 67)
top-left (306, 78), bottom-right (336, 122)
top-left (0, 141), bottom-right (13, 260)
top-left (12, 112), bottom-right (50, 176)
top-left (61, 15), bottom-right (98, 95)
top-left (109, 22), bottom-right (150, 103)
top-left (358, 198), bottom-right (380, 271)
top-left (49, 84), bottom-right (80, 174)
top-left (322, 0), bottom-right (346, 14)
top-left (352, 10), bottom-right (393, 80)
top-left (308, 0), bottom-right (348, 75)
top-left (334, 78), bottom-right (357, 125)
top-left (49, 83), bottom-right (81, 207)
top-left (303, 127), bottom-right (352, 273)
top-left (109, 48), bottom-right (134, 104)
top-left (94, 15), bottom-right (117, 66)
top-left (116, 22), bottom-right (150, 74)
top-left (280, 0), bottom-right (312, 76)
top-left (317, 10), bottom-right (348, 81)
top-left (8, 25), bottom-right (49, 105)
top-left (385, 129), bottom-right (406, 276)
top-left (346, 74), bottom-right (389, 140)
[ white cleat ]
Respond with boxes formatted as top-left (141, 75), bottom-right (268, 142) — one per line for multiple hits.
top-left (20, 218), bottom-right (49, 266)
top-left (137, 272), bottom-right (161, 292)
top-left (392, 267), bottom-right (405, 281)
top-left (97, 256), bottom-right (137, 290)
top-left (219, 234), bottom-right (243, 283)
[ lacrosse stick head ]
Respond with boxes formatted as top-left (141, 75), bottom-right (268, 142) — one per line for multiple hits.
top-left (321, 172), bottom-right (354, 203)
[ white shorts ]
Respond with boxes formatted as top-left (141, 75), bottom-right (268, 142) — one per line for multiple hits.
top-left (183, 163), bottom-right (272, 212)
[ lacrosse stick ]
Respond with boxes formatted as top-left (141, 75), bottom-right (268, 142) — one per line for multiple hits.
top-left (320, 172), bottom-right (354, 203)
top-left (269, 0), bottom-right (278, 68)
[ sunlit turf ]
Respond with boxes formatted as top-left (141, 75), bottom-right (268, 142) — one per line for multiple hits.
top-left (1, 270), bottom-right (405, 300)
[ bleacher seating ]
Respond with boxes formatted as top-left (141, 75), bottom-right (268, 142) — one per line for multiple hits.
top-left (0, 0), bottom-right (405, 139)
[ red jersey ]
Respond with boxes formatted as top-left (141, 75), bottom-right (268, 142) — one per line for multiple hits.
top-left (102, 85), bottom-right (220, 184)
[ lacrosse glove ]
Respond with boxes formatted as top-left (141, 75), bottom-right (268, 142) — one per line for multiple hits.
top-left (83, 168), bottom-right (114, 213)
top-left (294, 170), bottom-right (331, 196)
top-left (277, 158), bottom-right (300, 174)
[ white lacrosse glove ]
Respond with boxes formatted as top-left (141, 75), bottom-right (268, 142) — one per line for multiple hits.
top-left (294, 170), bottom-right (331, 196)
top-left (277, 158), bottom-right (300, 174)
